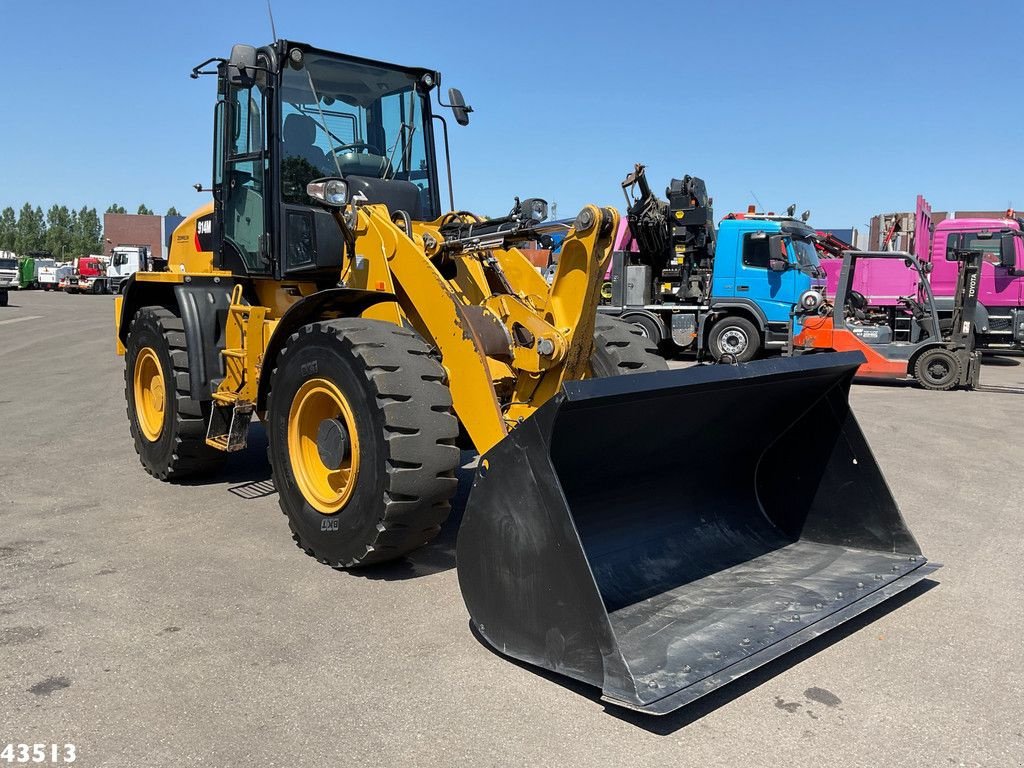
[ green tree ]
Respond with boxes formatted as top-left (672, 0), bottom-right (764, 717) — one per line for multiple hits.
top-left (106, 203), bottom-right (127, 214)
top-left (166, 206), bottom-right (180, 216)
top-left (137, 204), bottom-right (154, 215)
top-left (14, 204), bottom-right (46, 256)
top-left (73, 207), bottom-right (103, 256)
top-left (0, 207), bottom-right (15, 252)
top-left (44, 205), bottom-right (75, 259)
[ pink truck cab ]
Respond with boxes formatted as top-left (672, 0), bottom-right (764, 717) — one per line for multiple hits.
top-left (824, 196), bottom-right (1024, 351)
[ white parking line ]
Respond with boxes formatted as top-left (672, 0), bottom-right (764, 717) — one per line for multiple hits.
top-left (0, 315), bottom-right (43, 326)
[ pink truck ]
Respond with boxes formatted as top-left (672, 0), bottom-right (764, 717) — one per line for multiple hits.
top-left (824, 196), bottom-right (1024, 351)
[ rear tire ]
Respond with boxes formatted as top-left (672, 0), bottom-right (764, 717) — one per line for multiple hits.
top-left (124, 306), bottom-right (225, 480)
top-left (708, 316), bottom-right (760, 363)
top-left (0, 290), bottom-right (7, 307)
top-left (622, 313), bottom-right (664, 347)
top-left (913, 347), bottom-right (961, 391)
top-left (267, 319), bottom-right (460, 568)
top-left (590, 315), bottom-right (668, 376)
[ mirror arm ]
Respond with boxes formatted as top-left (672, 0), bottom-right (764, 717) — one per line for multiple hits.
top-left (191, 57), bottom-right (226, 79)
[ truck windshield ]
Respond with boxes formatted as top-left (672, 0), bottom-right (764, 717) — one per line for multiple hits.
top-left (0, 259), bottom-right (16, 270)
top-left (791, 238), bottom-right (822, 270)
top-left (280, 53), bottom-right (436, 217)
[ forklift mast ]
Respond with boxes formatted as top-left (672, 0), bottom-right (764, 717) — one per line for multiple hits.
top-left (949, 249), bottom-right (983, 347)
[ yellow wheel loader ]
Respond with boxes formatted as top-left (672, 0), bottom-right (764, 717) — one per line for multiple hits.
top-left (114, 41), bottom-right (937, 715)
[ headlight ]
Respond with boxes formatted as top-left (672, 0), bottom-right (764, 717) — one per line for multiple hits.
top-left (798, 289), bottom-right (824, 313)
top-left (521, 198), bottom-right (548, 224)
top-left (306, 178), bottom-right (350, 208)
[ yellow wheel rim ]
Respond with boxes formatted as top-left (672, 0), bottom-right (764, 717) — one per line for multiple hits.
top-left (133, 347), bottom-right (166, 442)
top-left (287, 378), bottom-right (360, 514)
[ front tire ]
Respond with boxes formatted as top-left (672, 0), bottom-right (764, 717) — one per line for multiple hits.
top-left (708, 316), bottom-right (760, 363)
top-left (914, 348), bottom-right (961, 391)
top-left (590, 315), bottom-right (668, 376)
top-left (124, 306), bottom-right (225, 480)
top-left (267, 319), bottom-right (460, 568)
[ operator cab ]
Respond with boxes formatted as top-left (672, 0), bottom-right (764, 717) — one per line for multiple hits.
top-left (203, 41), bottom-right (468, 282)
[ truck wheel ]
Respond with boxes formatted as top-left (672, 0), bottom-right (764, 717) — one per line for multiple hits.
top-left (0, 290), bottom-right (7, 307)
top-left (913, 348), bottom-right (961, 391)
top-left (708, 316), bottom-right (760, 363)
top-left (267, 319), bottom-right (460, 568)
top-left (590, 315), bottom-right (668, 376)
top-left (622, 313), bottom-right (665, 346)
top-left (124, 306), bottom-right (225, 480)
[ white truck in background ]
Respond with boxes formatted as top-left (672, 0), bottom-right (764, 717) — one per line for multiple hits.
top-left (0, 253), bottom-right (18, 306)
top-left (33, 258), bottom-right (58, 290)
top-left (103, 246), bottom-right (161, 294)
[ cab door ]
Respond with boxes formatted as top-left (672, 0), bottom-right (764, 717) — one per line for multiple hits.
top-left (216, 76), bottom-right (270, 275)
top-left (736, 231), bottom-right (798, 323)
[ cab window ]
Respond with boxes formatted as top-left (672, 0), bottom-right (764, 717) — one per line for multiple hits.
top-left (945, 232), bottom-right (1003, 265)
top-left (741, 234), bottom-right (771, 268)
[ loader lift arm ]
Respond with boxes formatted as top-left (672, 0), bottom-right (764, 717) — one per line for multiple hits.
top-left (333, 200), bottom-right (620, 453)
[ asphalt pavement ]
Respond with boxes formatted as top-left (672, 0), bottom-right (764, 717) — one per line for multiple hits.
top-left (1, 289), bottom-right (1022, 767)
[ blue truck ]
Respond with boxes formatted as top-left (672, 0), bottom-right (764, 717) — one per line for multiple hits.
top-left (599, 165), bottom-right (826, 361)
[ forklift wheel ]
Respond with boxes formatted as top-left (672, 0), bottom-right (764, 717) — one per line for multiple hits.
top-left (913, 348), bottom-right (961, 391)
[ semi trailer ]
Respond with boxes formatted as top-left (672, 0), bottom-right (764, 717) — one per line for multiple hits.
top-left (599, 166), bottom-right (827, 361)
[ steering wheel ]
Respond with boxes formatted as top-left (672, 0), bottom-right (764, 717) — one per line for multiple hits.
top-left (898, 294), bottom-right (925, 319)
top-left (328, 142), bottom-right (384, 157)
top-left (846, 290), bottom-right (868, 311)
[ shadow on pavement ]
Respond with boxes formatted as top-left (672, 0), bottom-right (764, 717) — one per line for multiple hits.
top-left (468, 579), bottom-right (939, 734)
top-left (345, 452), bottom-right (477, 581)
top-left (982, 355), bottom-right (1021, 367)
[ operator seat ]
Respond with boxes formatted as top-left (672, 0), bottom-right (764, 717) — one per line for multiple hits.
top-left (283, 114), bottom-right (331, 173)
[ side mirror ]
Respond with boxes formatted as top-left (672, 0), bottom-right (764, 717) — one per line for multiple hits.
top-left (999, 232), bottom-right (1017, 270)
top-left (448, 88), bottom-right (473, 126)
top-left (228, 44), bottom-right (257, 86)
top-left (768, 234), bottom-right (788, 271)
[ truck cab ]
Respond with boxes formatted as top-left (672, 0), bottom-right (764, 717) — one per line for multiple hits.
top-left (108, 246), bottom-right (155, 294)
top-left (67, 256), bottom-right (107, 294)
top-left (0, 254), bottom-right (20, 290)
top-left (713, 214), bottom-right (826, 348)
top-left (925, 216), bottom-right (1023, 350)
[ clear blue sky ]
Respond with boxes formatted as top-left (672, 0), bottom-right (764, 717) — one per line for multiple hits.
top-left (1, 0), bottom-right (1020, 232)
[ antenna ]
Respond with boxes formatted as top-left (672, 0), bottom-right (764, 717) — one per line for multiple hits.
top-left (266, 0), bottom-right (278, 41)
top-left (749, 190), bottom-right (763, 211)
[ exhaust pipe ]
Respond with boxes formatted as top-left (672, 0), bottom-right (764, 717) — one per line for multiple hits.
top-left (457, 352), bottom-right (937, 714)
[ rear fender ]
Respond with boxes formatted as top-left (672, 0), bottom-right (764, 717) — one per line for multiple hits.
top-left (118, 275), bottom-right (234, 401)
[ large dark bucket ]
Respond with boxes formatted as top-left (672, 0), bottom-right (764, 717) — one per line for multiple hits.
top-left (456, 352), bottom-right (937, 715)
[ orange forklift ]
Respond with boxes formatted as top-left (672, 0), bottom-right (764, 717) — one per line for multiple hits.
top-left (794, 248), bottom-right (983, 390)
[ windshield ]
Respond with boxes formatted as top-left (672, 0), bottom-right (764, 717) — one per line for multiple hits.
top-left (791, 238), bottom-right (821, 269)
top-left (280, 53), bottom-right (436, 218)
top-left (0, 258), bottom-right (16, 270)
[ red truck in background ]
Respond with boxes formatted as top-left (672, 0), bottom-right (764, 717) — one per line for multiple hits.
top-left (64, 256), bottom-right (108, 294)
